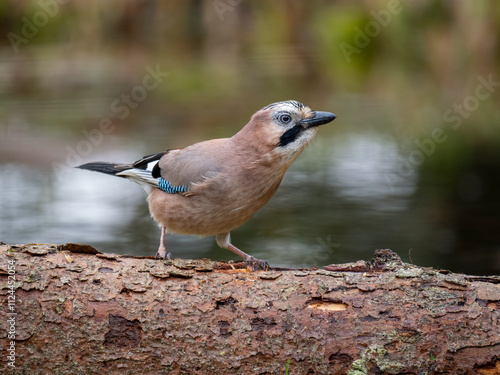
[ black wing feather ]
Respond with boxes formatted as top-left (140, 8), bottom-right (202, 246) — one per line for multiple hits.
top-left (152, 161), bottom-right (162, 178)
top-left (132, 151), bottom-right (167, 170)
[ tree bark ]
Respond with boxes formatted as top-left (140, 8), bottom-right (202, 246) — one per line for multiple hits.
top-left (0, 243), bottom-right (499, 375)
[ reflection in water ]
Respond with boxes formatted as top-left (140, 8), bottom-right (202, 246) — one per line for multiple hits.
top-left (418, 143), bottom-right (500, 276)
top-left (1, 162), bottom-right (141, 245)
top-left (328, 133), bottom-right (416, 209)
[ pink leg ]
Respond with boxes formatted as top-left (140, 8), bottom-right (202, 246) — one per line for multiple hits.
top-left (155, 227), bottom-right (167, 259)
top-left (216, 232), bottom-right (269, 271)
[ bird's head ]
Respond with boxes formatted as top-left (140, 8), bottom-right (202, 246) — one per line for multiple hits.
top-left (233, 100), bottom-right (336, 163)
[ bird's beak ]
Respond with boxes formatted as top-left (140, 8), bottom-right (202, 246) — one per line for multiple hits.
top-left (301, 111), bottom-right (337, 127)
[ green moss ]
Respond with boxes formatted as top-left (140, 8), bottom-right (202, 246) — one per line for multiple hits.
top-left (347, 359), bottom-right (367, 375)
top-left (348, 345), bottom-right (405, 374)
top-left (25, 271), bottom-right (40, 283)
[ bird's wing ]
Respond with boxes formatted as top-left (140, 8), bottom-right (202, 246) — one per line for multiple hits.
top-left (111, 149), bottom-right (183, 194)
top-left (155, 138), bottom-right (230, 190)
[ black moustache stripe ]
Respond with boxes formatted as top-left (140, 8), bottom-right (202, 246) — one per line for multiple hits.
top-left (278, 124), bottom-right (304, 147)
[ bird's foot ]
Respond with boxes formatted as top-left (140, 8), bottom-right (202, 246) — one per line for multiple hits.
top-left (155, 252), bottom-right (172, 260)
top-left (216, 235), bottom-right (270, 271)
top-left (155, 245), bottom-right (171, 260)
top-left (246, 256), bottom-right (270, 271)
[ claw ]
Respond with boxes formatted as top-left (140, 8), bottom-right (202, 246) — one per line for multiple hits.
top-left (246, 257), bottom-right (269, 271)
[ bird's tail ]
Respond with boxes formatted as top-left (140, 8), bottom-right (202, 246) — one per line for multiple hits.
top-left (77, 162), bottom-right (159, 193)
top-left (77, 162), bottom-right (132, 176)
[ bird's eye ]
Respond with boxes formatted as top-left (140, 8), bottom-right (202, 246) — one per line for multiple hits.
top-left (278, 114), bottom-right (292, 124)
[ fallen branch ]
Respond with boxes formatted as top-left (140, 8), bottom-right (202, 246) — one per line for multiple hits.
top-left (0, 243), bottom-right (499, 374)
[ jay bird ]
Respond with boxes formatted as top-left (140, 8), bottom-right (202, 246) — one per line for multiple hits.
top-left (78, 100), bottom-right (336, 270)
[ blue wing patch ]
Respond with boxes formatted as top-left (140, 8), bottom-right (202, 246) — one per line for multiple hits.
top-left (158, 178), bottom-right (188, 194)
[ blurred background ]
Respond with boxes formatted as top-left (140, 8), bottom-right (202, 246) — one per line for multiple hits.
top-left (1, 1), bottom-right (499, 275)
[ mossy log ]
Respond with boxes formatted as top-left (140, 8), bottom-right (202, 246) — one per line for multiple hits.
top-left (0, 243), bottom-right (499, 374)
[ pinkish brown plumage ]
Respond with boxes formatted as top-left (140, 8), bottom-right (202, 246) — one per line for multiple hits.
top-left (78, 100), bottom-right (336, 270)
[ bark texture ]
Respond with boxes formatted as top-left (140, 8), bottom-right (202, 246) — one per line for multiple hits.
top-left (0, 243), bottom-right (499, 375)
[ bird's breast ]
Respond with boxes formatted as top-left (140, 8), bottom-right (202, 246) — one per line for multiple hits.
top-left (148, 165), bottom-right (286, 236)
